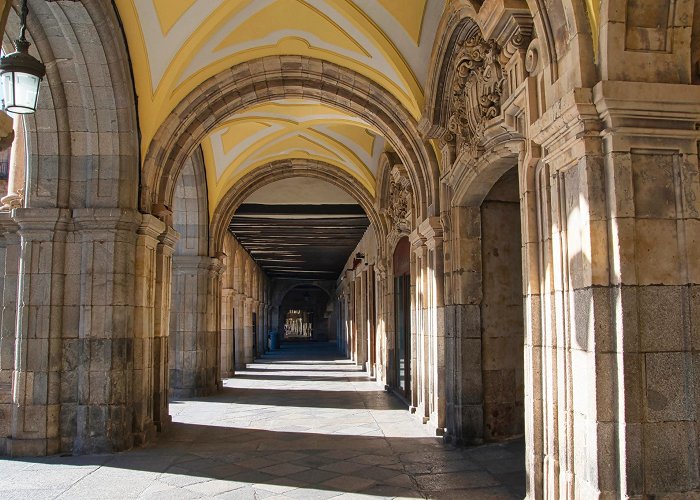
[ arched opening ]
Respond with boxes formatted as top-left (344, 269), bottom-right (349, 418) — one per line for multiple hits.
top-left (227, 175), bottom-right (372, 359)
top-left (278, 284), bottom-right (333, 343)
top-left (479, 167), bottom-right (524, 441)
top-left (392, 236), bottom-right (411, 400)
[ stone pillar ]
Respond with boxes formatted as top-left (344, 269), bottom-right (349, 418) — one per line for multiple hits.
top-left (132, 215), bottom-right (166, 446)
top-left (524, 83), bottom-right (700, 497)
top-left (170, 255), bottom-right (222, 398)
top-left (221, 288), bottom-right (235, 377)
top-left (349, 279), bottom-right (356, 362)
top-left (421, 217), bottom-right (446, 435)
top-left (366, 265), bottom-right (375, 377)
top-left (446, 205), bottom-right (484, 444)
top-left (0, 213), bottom-right (20, 442)
top-left (410, 230), bottom-right (426, 412)
top-left (7, 209), bottom-right (71, 456)
top-left (1, 116), bottom-right (23, 210)
top-left (355, 272), bottom-right (367, 368)
top-left (153, 226), bottom-right (176, 431)
top-left (71, 209), bottom-right (142, 454)
top-left (233, 293), bottom-right (245, 369)
top-left (256, 300), bottom-right (264, 357)
top-left (374, 264), bottom-right (388, 385)
top-left (243, 297), bottom-right (254, 365)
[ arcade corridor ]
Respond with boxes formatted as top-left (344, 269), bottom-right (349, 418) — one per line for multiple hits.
top-left (0, 343), bottom-right (525, 499)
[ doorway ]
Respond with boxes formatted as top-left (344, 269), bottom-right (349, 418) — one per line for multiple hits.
top-left (393, 236), bottom-right (411, 399)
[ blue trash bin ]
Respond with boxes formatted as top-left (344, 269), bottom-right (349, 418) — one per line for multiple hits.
top-left (269, 330), bottom-right (280, 350)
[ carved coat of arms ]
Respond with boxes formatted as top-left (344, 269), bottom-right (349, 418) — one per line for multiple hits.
top-left (446, 34), bottom-right (505, 155)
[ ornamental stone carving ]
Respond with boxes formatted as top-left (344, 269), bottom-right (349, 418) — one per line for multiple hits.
top-left (386, 165), bottom-right (412, 233)
top-left (446, 33), bottom-right (505, 155)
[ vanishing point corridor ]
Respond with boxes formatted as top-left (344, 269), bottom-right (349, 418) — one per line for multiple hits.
top-left (0, 343), bottom-right (525, 499)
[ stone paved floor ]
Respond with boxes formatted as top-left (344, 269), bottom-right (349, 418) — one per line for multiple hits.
top-left (0, 342), bottom-right (525, 499)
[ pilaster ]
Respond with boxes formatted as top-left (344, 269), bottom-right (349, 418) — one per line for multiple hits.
top-left (153, 226), bottom-right (177, 431)
top-left (170, 255), bottom-right (222, 398)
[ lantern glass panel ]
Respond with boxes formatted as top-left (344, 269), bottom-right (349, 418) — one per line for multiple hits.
top-left (5, 71), bottom-right (39, 113)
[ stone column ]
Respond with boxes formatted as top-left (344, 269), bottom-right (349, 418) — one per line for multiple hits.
top-left (255, 300), bottom-right (263, 357)
top-left (443, 205), bottom-right (484, 444)
top-left (366, 265), bottom-right (375, 377)
top-left (356, 272), bottom-right (367, 368)
top-left (410, 230), bottom-right (426, 412)
top-left (524, 83), bottom-right (700, 498)
top-left (374, 264), bottom-right (388, 386)
top-left (153, 226), bottom-right (177, 431)
top-left (0, 213), bottom-right (20, 442)
top-left (349, 279), bottom-right (356, 362)
top-left (7, 208), bottom-right (70, 456)
top-left (1, 115), bottom-right (23, 210)
top-left (233, 293), bottom-right (245, 369)
top-left (421, 216), bottom-right (446, 435)
top-left (242, 297), bottom-right (254, 365)
top-left (71, 209), bottom-right (142, 454)
top-left (132, 215), bottom-right (166, 446)
top-left (170, 255), bottom-right (222, 398)
top-left (220, 288), bottom-right (235, 377)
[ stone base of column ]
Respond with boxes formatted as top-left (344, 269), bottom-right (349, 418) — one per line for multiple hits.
top-left (155, 414), bottom-right (172, 433)
top-left (132, 423), bottom-right (157, 447)
top-left (2, 436), bottom-right (60, 457)
top-left (170, 385), bottom-right (218, 399)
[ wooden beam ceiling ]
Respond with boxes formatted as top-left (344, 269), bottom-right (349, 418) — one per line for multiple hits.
top-left (230, 204), bottom-right (370, 280)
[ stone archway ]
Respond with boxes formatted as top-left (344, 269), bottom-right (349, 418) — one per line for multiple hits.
top-left (0, 0), bottom-right (147, 456)
top-left (210, 158), bottom-right (383, 257)
top-left (142, 57), bottom-right (439, 230)
top-left (277, 284), bottom-right (334, 343)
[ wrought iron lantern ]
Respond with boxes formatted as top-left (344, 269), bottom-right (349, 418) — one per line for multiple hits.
top-left (0, 0), bottom-right (45, 114)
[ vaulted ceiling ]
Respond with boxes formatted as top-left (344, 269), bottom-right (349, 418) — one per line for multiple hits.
top-left (114, 0), bottom-right (443, 280)
top-left (115, 0), bottom-right (442, 211)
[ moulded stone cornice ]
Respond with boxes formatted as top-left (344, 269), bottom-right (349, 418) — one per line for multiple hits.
top-left (72, 208), bottom-right (142, 232)
top-left (158, 226), bottom-right (179, 249)
top-left (172, 255), bottom-right (218, 272)
top-left (530, 88), bottom-right (601, 167)
top-left (593, 81), bottom-right (700, 143)
top-left (409, 228), bottom-right (427, 249)
top-left (476, 0), bottom-right (531, 45)
top-left (137, 214), bottom-right (166, 241)
top-left (419, 216), bottom-right (444, 243)
top-left (0, 211), bottom-right (19, 235)
top-left (12, 208), bottom-right (71, 235)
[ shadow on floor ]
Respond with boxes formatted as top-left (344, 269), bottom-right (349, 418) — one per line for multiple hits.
top-left (1, 341), bottom-right (525, 499)
top-left (7, 425), bottom-right (525, 499)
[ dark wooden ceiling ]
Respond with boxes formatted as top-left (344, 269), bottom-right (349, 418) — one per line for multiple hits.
top-left (229, 204), bottom-right (370, 280)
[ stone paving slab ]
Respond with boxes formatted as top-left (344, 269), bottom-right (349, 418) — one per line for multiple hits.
top-left (0, 342), bottom-right (525, 499)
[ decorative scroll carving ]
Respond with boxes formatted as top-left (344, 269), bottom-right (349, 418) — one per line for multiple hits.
top-left (446, 33), bottom-right (506, 156)
top-left (386, 165), bottom-right (412, 233)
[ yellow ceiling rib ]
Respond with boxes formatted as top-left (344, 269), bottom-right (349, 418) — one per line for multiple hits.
top-left (377, 0), bottom-right (428, 45)
top-left (116, 0), bottom-right (429, 157)
top-left (152, 0), bottom-right (197, 36)
top-left (114, 0), bottom-right (437, 215)
top-left (214, 0), bottom-right (370, 58)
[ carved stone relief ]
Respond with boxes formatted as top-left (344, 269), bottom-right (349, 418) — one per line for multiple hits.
top-left (445, 33), bottom-right (506, 156)
top-left (386, 165), bottom-right (413, 234)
